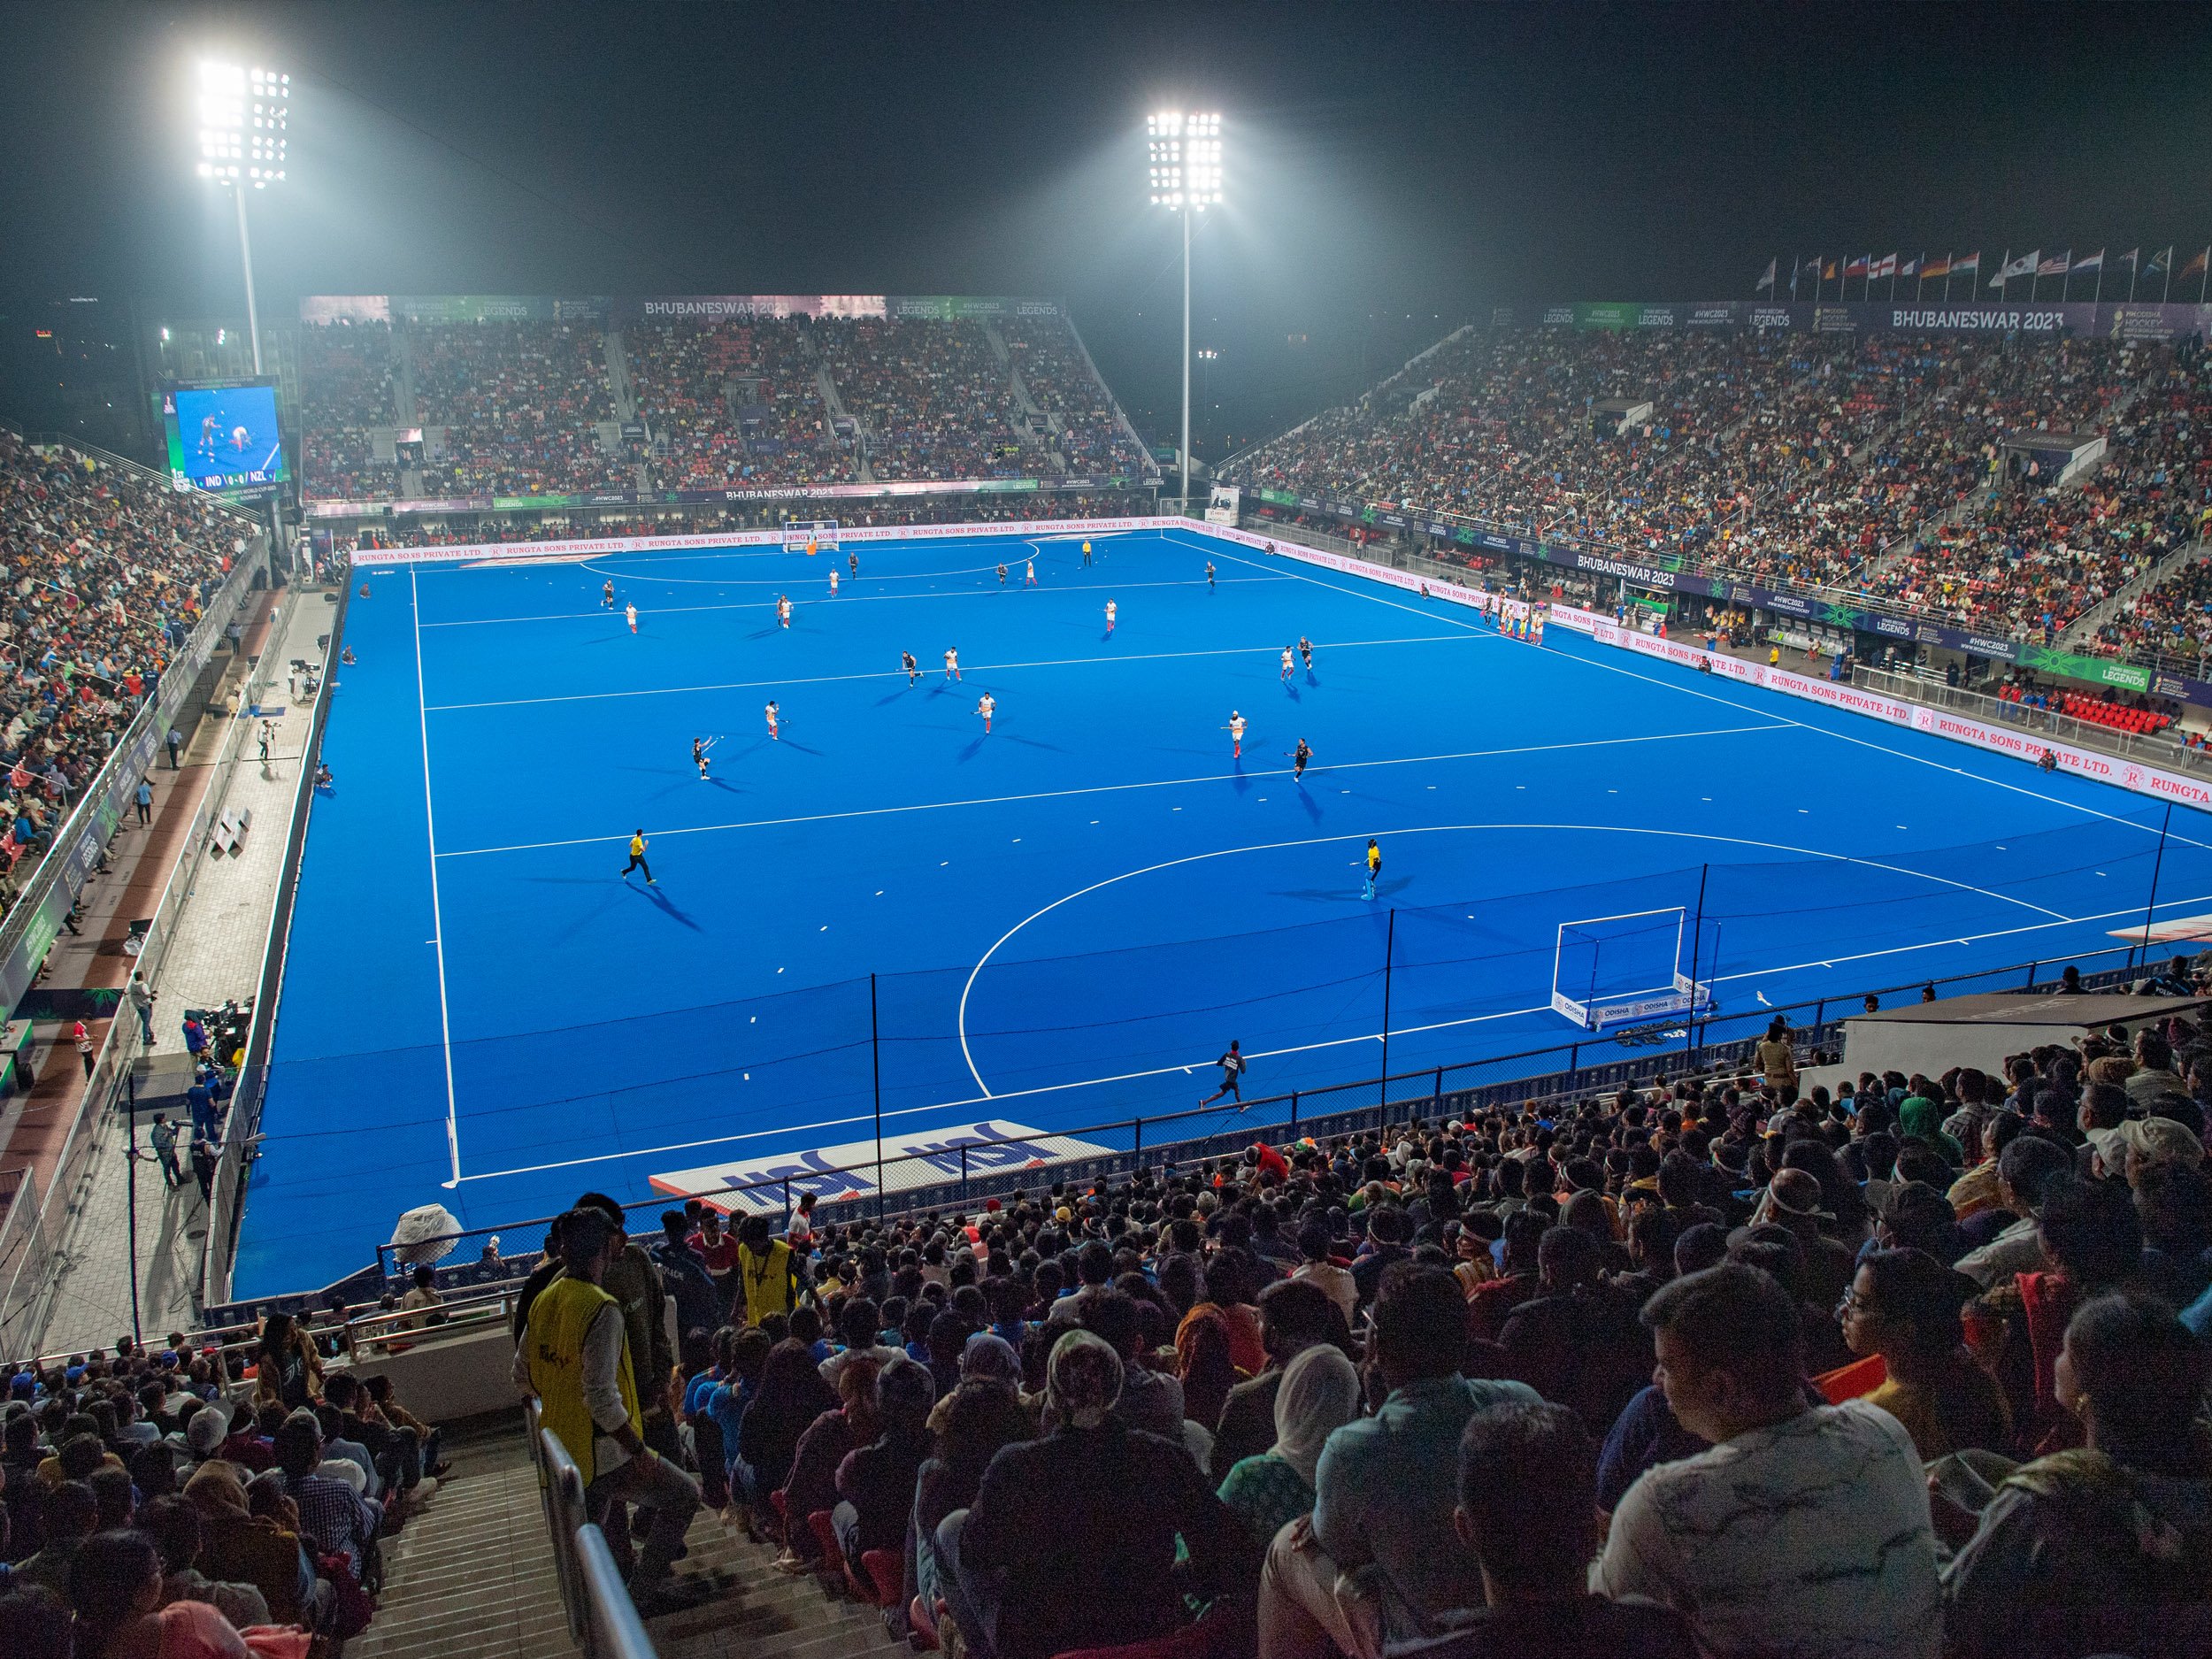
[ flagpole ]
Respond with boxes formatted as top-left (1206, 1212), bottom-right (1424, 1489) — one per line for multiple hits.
top-left (1996, 249), bottom-right (2009, 305)
top-left (2163, 251), bottom-right (2172, 303)
top-left (2200, 249), bottom-right (2208, 304)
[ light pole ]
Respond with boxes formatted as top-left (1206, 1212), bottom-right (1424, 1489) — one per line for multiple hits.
top-left (1196, 348), bottom-right (1219, 456)
top-left (1148, 111), bottom-right (1222, 514)
top-left (195, 60), bottom-right (288, 374)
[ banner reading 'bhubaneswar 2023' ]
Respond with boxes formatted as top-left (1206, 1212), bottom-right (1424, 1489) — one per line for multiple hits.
top-left (1491, 298), bottom-right (2212, 342)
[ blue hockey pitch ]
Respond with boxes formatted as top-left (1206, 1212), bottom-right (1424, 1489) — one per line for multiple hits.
top-left (237, 525), bottom-right (2211, 1293)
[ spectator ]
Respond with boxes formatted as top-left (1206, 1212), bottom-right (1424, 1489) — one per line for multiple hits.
top-left (259, 1411), bottom-right (379, 1581)
top-left (138, 1494), bottom-right (268, 1630)
top-left (1261, 1263), bottom-right (1540, 1655)
top-left (1292, 1220), bottom-right (1356, 1322)
top-left (1942, 1291), bottom-right (2212, 1658)
top-left (14, 1482), bottom-right (95, 1596)
top-left (180, 1463), bottom-right (314, 1625)
top-left (911, 1363), bottom-right (1036, 1617)
top-left (1833, 1248), bottom-right (2010, 1460)
top-left (1497, 1225), bottom-right (1647, 1432)
top-left (1215, 1343), bottom-right (1361, 1548)
top-left (829, 1355), bottom-right (933, 1577)
top-left (1210, 1278), bottom-right (1343, 1477)
top-left (778, 1357), bottom-right (880, 1571)
top-left (66, 1527), bottom-right (248, 1659)
top-left (250, 1315), bottom-right (321, 1412)
top-left (1596, 1263), bottom-right (1942, 1659)
top-left (934, 1329), bottom-right (1254, 1659)
top-left (1413, 1400), bottom-right (1699, 1659)
top-left (733, 1340), bottom-right (835, 1521)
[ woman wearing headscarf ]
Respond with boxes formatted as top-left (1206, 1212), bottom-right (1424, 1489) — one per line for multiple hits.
top-left (1216, 1345), bottom-right (1363, 1548)
top-left (933, 1329), bottom-right (1256, 1659)
top-left (1898, 1094), bottom-right (1965, 1169)
top-left (249, 1316), bottom-right (320, 1413)
top-left (910, 1340), bottom-right (1041, 1617)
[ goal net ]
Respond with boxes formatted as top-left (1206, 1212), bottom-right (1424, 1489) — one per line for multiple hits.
top-left (1549, 906), bottom-right (1716, 1030)
top-left (782, 518), bottom-right (841, 554)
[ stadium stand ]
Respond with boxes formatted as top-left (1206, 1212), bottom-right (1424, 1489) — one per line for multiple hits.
top-left (296, 319), bottom-right (399, 502)
top-left (819, 319), bottom-right (1027, 483)
top-left (2093, 554), bottom-right (2212, 666)
top-left (411, 320), bottom-right (631, 498)
top-left (1003, 314), bottom-right (1151, 478)
top-left (8, 978), bottom-right (2211, 1658)
top-left (0, 428), bottom-right (248, 907)
top-left (1226, 326), bottom-right (2212, 649)
top-left (626, 315), bottom-right (858, 490)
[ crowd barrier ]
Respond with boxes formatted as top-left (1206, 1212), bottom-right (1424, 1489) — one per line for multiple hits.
top-left (371, 942), bottom-right (2154, 1294)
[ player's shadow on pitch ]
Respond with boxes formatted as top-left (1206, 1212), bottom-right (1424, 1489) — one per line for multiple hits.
top-left (748, 626), bottom-right (784, 641)
top-left (634, 880), bottom-right (703, 931)
top-left (1294, 785), bottom-right (1324, 825)
top-left (999, 734), bottom-right (1064, 752)
top-left (779, 739), bottom-right (825, 756)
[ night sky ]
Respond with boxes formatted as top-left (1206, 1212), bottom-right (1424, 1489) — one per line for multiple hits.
top-left (3, 1), bottom-right (2209, 450)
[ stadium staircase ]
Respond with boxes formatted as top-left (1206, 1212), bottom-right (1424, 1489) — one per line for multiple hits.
top-left (2062, 538), bottom-right (2212, 649)
top-left (392, 328), bottom-right (425, 497)
top-left (355, 1414), bottom-right (908, 1659)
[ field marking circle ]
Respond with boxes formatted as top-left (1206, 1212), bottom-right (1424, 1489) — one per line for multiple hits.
top-left (953, 821), bottom-right (2068, 1097)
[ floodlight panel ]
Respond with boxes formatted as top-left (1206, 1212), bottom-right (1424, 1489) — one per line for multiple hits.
top-left (199, 60), bottom-right (287, 187)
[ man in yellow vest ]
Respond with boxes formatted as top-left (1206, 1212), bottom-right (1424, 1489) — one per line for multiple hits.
top-left (514, 1206), bottom-right (701, 1610)
top-left (733, 1213), bottom-right (799, 1327)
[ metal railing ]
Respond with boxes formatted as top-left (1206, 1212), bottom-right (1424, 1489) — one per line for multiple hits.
top-left (365, 943), bottom-right (2155, 1298)
top-left (202, 581), bottom-right (352, 1309)
top-left (530, 1401), bottom-right (654, 1659)
top-left (1853, 666), bottom-right (2208, 766)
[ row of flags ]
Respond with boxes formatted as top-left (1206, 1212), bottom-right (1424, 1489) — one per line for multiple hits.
top-left (1753, 247), bottom-right (2212, 302)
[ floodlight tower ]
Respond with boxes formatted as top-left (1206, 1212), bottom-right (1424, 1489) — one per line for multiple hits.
top-left (195, 60), bottom-right (288, 374)
top-left (1148, 111), bottom-right (1222, 513)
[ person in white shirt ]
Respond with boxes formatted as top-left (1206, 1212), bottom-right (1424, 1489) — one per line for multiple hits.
top-left (1597, 1262), bottom-right (1941, 1659)
top-left (1955, 1134), bottom-right (2072, 1287)
top-left (1290, 1218), bottom-right (1356, 1322)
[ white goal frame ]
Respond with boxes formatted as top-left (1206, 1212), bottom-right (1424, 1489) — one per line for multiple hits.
top-left (782, 518), bottom-right (841, 553)
top-left (1549, 905), bottom-right (1715, 1030)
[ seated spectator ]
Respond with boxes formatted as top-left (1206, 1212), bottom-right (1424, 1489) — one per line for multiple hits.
top-left (0, 1583), bottom-right (72, 1659)
top-left (1404, 1399), bottom-right (1699, 1659)
top-left (67, 1526), bottom-right (250, 1659)
top-left (1596, 1263), bottom-right (1941, 1659)
top-left (1210, 1279), bottom-right (1343, 1477)
top-left (1261, 1263), bottom-right (1540, 1655)
top-left (1969, 1171), bottom-right (2144, 1454)
top-left (776, 1356), bottom-right (879, 1570)
top-left (1498, 1226), bottom-right (1648, 1431)
top-left (1832, 1248), bottom-right (2010, 1460)
top-left (1955, 1133), bottom-right (2074, 1287)
top-left (830, 1356), bottom-right (933, 1573)
top-left (1942, 1292), bottom-right (2212, 1659)
top-left (1292, 1220), bottom-right (1356, 1322)
top-left (934, 1328), bottom-right (1253, 1659)
top-left (14, 1482), bottom-right (95, 1596)
top-left (733, 1338), bottom-right (836, 1526)
top-left (911, 1360), bottom-right (1036, 1618)
top-left (1216, 1344), bottom-right (1361, 1548)
top-left (138, 1495), bottom-right (268, 1630)
top-left (1074, 1289), bottom-right (1183, 1442)
top-left (180, 1463), bottom-right (315, 1626)
top-left (256, 1411), bottom-right (378, 1579)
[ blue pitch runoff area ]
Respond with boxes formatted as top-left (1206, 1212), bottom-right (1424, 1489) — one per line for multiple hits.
top-left (239, 526), bottom-right (2212, 1292)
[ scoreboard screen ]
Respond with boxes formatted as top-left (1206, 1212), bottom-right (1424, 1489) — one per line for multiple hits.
top-left (162, 380), bottom-right (287, 496)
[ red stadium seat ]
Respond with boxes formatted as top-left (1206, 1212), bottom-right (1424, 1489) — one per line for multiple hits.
top-left (910, 1597), bottom-right (941, 1651)
top-left (806, 1508), bottom-right (841, 1571)
top-left (861, 1548), bottom-right (902, 1608)
top-left (1051, 1609), bottom-right (1244, 1659)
